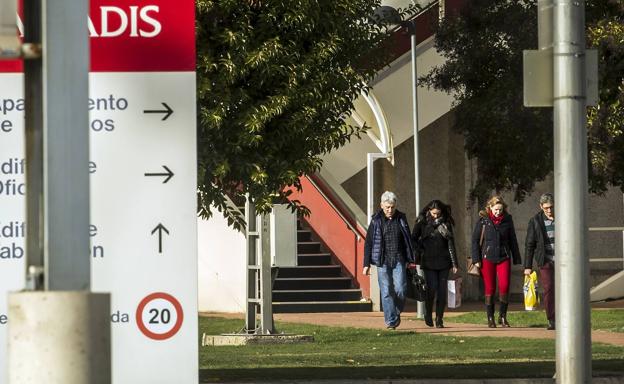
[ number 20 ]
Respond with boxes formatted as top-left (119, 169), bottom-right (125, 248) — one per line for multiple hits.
top-left (148, 308), bottom-right (171, 324)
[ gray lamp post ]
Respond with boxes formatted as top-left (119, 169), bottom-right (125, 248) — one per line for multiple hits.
top-left (372, 5), bottom-right (424, 319)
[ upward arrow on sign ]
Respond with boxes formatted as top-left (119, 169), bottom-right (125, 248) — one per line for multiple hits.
top-left (151, 223), bottom-right (170, 254)
top-left (143, 103), bottom-right (174, 121)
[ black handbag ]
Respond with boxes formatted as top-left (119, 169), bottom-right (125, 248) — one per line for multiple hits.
top-left (411, 272), bottom-right (428, 302)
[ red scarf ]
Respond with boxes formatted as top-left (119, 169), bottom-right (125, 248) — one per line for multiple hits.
top-left (489, 211), bottom-right (504, 226)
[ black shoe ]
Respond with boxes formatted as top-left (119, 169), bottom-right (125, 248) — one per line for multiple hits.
top-left (498, 316), bottom-right (510, 328)
top-left (487, 316), bottom-right (496, 328)
top-left (498, 301), bottom-right (510, 327)
top-left (387, 317), bottom-right (401, 330)
top-left (547, 320), bottom-right (555, 330)
top-left (486, 302), bottom-right (496, 328)
top-left (424, 315), bottom-right (434, 327)
top-left (435, 318), bottom-right (444, 328)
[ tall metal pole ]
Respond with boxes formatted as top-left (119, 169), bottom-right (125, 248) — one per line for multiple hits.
top-left (42, 0), bottom-right (91, 290)
top-left (10, 1), bottom-right (110, 382)
top-left (259, 214), bottom-right (275, 334)
top-left (23, 0), bottom-right (45, 289)
top-left (553, 0), bottom-right (591, 382)
top-left (245, 197), bottom-right (258, 333)
top-left (408, 22), bottom-right (424, 319)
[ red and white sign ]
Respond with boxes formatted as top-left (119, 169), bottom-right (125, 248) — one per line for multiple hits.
top-left (0, 0), bottom-right (195, 73)
top-left (0, 1), bottom-right (197, 383)
top-left (136, 292), bottom-right (184, 341)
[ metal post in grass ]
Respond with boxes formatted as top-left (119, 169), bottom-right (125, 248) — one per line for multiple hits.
top-left (553, 0), bottom-right (591, 382)
top-left (244, 196), bottom-right (275, 335)
top-left (525, 0), bottom-right (594, 380)
top-left (372, 4), bottom-right (424, 320)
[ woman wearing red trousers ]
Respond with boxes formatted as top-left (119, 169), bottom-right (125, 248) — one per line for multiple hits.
top-left (471, 195), bottom-right (521, 327)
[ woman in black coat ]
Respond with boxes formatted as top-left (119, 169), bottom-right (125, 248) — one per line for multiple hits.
top-left (412, 200), bottom-right (458, 328)
top-left (471, 195), bottom-right (521, 328)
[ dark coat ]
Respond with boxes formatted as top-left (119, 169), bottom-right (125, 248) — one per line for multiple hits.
top-left (364, 209), bottom-right (415, 267)
top-left (524, 211), bottom-right (551, 268)
top-left (471, 213), bottom-right (521, 265)
top-left (412, 216), bottom-right (458, 270)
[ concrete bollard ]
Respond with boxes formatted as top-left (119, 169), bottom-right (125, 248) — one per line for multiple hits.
top-left (8, 291), bottom-right (111, 384)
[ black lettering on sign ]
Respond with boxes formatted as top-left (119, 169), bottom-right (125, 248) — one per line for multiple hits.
top-left (0, 242), bottom-right (24, 259)
top-left (1, 119), bottom-right (12, 133)
top-left (1, 221), bottom-right (25, 238)
top-left (89, 161), bottom-right (97, 174)
top-left (1, 158), bottom-right (25, 175)
top-left (91, 245), bottom-right (104, 258)
top-left (111, 310), bottom-right (130, 323)
top-left (88, 95), bottom-right (129, 111)
top-left (90, 118), bottom-right (115, 132)
top-left (148, 308), bottom-right (171, 324)
top-left (89, 224), bottom-right (104, 258)
top-left (0, 98), bottom-right (25, 115)
top-left (0, 314), bottom-right (7, 325)
top-left (0, 179), bottom-right (25, 196)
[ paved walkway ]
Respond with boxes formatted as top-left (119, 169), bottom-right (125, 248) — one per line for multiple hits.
top-left (202, 299), bottom-right (624, 346)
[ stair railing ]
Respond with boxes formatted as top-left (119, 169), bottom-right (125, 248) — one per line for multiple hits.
top-left (588, 226), bottom-right (624, 269)
top-left (305, 175), bottom-right (365, 241)
top-left (587, 192), bottom-right (624, 270)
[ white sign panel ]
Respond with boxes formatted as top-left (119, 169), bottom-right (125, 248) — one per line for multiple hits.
top-left (0, 73), bottom-right (26, 379)
top-left (0, 1), bottom-right (198, 382)
top-left (89, 72), bottom-right (198, 383)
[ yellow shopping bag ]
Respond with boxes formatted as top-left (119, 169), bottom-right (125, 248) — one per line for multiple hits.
top-left (523, 271), bottom-right (539, 311)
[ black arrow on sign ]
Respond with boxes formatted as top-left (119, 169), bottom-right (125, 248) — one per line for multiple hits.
top-left (144, 165), bottom-right (174, 183)
top-left (143, 102), bottom-right (173, 121)
top-left (151, 223), bottom-right (170, 254)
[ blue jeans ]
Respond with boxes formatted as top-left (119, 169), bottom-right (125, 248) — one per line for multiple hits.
top-left (377, 262), bottom-right (407, 327)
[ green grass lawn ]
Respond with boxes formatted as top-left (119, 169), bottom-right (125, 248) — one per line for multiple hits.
top-left (198, 316), bottom-right (624, 382)
top-left (445, 309), bottom-right (624, 332)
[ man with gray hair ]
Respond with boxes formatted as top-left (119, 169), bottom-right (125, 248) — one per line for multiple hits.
top-left (363, 191), bottom-right (416, 329)
top-left (524, 193), bottom-right (556, 330)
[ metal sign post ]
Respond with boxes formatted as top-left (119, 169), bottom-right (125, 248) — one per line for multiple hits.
top-left (553, 1), bottom-right (592, 382)
top-left (245, 197), bottom-right (275, 335)
top-left (523, 1), bottom-right (593, 382)
top-left (7, 0), bottom-right (112, 383)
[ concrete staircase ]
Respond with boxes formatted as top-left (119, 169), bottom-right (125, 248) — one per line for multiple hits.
top-left (272, 221), bottom-right (372, 313)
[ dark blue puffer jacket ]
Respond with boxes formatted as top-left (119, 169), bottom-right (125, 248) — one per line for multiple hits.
top-left (471, 213), bottom-right (521, 265)
top-left (364, 209), bottom-right (415, 267)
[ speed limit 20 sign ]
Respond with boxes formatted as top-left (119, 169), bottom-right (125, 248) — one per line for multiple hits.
top-left (136, 292), bottom-right (184, 341)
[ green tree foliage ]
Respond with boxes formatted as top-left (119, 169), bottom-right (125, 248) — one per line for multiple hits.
top-left (421, 0), bottom-right (623, 203)
top-left (196, 0), bottom-right (408, 229)
top-left (587, 8), bottom-right (624, 192)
